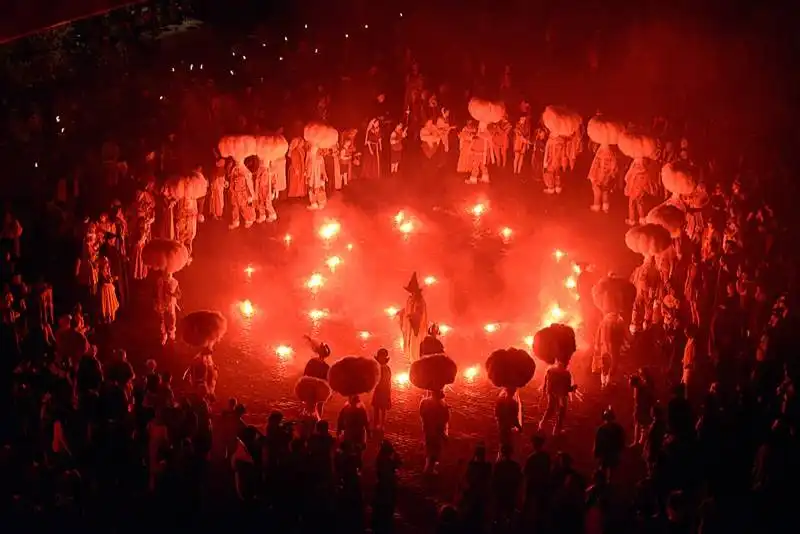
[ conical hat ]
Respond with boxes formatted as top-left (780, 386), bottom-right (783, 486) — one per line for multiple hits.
top-left (404, 272), bottom-right (422, 294)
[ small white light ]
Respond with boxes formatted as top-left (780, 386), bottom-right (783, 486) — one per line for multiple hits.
top-left (284, 36), bottom-right (288, 42)
top-left (279, 56), bottom-right (283, 61)
top-left (345, 33), bottom-right (349, 39)
top-left (242, 55), bottom-right (246, 61)
top-left (230, 70), bottom-right (234, 75)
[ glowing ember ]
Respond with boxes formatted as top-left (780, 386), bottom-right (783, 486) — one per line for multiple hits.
top-left (394, 371), bottom-right (410, 386)
top-left (308, 309), bottom-right (328, 321)
top-left (325, 256), bottom-right (342, 271)
top-left (553, 249), bottom-right (566, 261)
top-left (239, 300), bottom-right (255, 318)
top-left (385, 306), bottom-right (399, 318)
top-left (470, 203), bottom-right (487, 217)
top-left (547, 304), bottom-right (565, 323)
top-left (439, 324), bottom-right (452, 336)
top-left (394, 211), bottom-right (405, 224)
top-left (284, 234), bottom-right (292, 245)
top-left (524, 335), bottom-right (534, 348)
top-left (572, 263), bottom-right (581, 274)
top-left (565, 276), bottom-right (577, 289)
top-left (346, 243), bottom-right (354, 251)
top-left (306, 273), bottom-right (325, 290)
top-left (484, 323), bottom-right (499, 333)
top-left (500, 227), bottom-right (513, 240)
top-left (358, 331), bottom-right (371, 340)
top-left (244, 265), bottom-right (255, 277)
top-left (318, 221), bottom-right (341, 240)
top-left (423, 275), bottom-right (437, 286)
top-left (275, 345), bottom-right (293, 359)
top-left (463, 365), bottom-right (480, 381)
top-left (398, 220), bottom-right (414, 234)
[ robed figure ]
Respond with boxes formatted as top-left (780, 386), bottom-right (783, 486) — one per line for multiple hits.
top-left (399, 273), bottom-right (428, 362)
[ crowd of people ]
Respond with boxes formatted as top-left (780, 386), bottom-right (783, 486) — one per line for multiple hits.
top-left (1, 3), bottom-right (798, 534)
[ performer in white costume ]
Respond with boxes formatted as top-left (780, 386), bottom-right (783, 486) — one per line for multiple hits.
top-left (398, 272), bottom-right (428, 363)
top-left (156, 272), bottom-right (180, 345)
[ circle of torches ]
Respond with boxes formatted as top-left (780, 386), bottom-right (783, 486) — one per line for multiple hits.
top-left (236, 209), bottom-right (584, 389)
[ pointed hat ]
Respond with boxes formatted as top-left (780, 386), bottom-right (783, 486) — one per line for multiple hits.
top-left (404, 272), bottom-right (423, 294)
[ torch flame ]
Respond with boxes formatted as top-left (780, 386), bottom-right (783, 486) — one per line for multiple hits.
top-left (565, 276), bottom-right (577, 289)
top-left (358, 331), bottom-right (371, 340)
top-left (500, 227), bottom-right (513, 240)
top-left (484, 323), bottom-right (499, 333)
top-left (284, 234), bottom-right (292, 245)
top-left (275, 345), bottom-right (293, 359)
top-left (524, 335), bottom-right (534, 348)
top-left (244, 265), bottom-right (255, 277)
top-left (439, 324), bottom-right (452, 336)
top-left (306, 273), bottom-right (325, 290)
top-left (394, 371), bottom-right (410, 386)
top-left (463, 365), bottom-right (480, 381)
top-left (399, 220), bottom-right (414, 234)
top-left (394, 211), bottom-right (405, 224)
top-left (385, 306), bottom-right (399, 318)
top-left (318, 221), bottom-right (341, 240)
top-left (553, 249), bottom-right (565, 261)
top-left (239, 300), bottom-right (255, 318)
top-left (423, 275), bottom-right (437, 286)
top-left (325, 256), bottom-right (342, 271)
top-left (308, 309), bottom-right (328, 321)
top-left (470, 203), bottom-right (487, 217)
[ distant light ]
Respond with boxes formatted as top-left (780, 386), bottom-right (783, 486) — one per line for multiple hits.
top-left (306, 273), bottom-right (325, 290)
top-left (171, 67), bottom-right (175, 72)
top-left (284, 36), bottom-right (288, 42)
top-left (423, 276), bottom-right (437, 286)
top-left (358, 331), bottom-right (371, 340)
top-left (565, 276), bottom-right (577, 289)
top-left (345, 33), bottom-right (349, 39)
top-left (318, 221), bottom-right (341, 240)
top-left (399, 12), bottom-right (403, 17)
top-left (394, 371), bottom-right (410, 386)
top-left (241, 55), bottom-right (246, 61)
top-left (189, 63), bottom-right (193, 70)
top-left (394, 211), bottom-right (405, 224)
top-left (484, 323), bottom-right (499, 333)
top-left (439, 324), bottom-right (452, 336)
top-left (34, 162), bottom-right (38, 168)
top-left (229, 70), bottom-right (234, 75)
top-left (60, 127), bottom-right (65, 133)
top-left (346, 243), bottom-right (353, 251)
top-left (364, 24), bottom-right (369, 29)
top-left (463, 365), bottom-right (479, 381)
top-left (279, 56), bottom-right (283, 61)
top-left (55, 115), bottom-right (60, 123)
top-left (159, 96), bottom-right (164, 100)
top-left (232, 51), bottom-right (236, 56)
top-left (239, 300), bottom-right (255, 318)
top-left (314, 48), bottom-right (319, 54)
top-left (284, 234), bottom-right (292, 245)
top-left (304, 24), bottom-right (308, 29)
top-left (470, 203), bottom-right (486, 217)
top-left (261, 43), bottom-right (266, 48)
top-left (399, 220), bottom-right (413, 234)
top-left (308, 309), bottom-right (328, 321)
top-left (395, 336), bottom-right (405, 350)
top-left (385, 306), bottom-right (399, 318)
top-left (524, 335), bottom-right (534, 347)
top-left (500, 227), bottom-right (513, 239)
top-left (244, 265), bottom-right (255, 277)
top-left (572, 263), bottom-right (582, 274)
top-left (275, 345), bottom-right (293, 359)
top-left (199, 64), bottom-right (203, 70)
top-left (325, 256), bottom-right (342, 271)
top-left (554, 249), bottom-right (565, 261)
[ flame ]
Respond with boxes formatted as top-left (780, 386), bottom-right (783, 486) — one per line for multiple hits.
top-left (394, 211), bottom-right (405, 224)
top-left (318, 221), bottom-right (341, 240)
top-left (500, 227), bottom-right (513, 240)
top-left (572, 263), bottom-right (581, 274)
top-left (470, 203), bottom-right (487, 217)
top-left (284, 234), bottom-right (292, 245)
top-left (553, 249), bottom-right (565, 261)
top-left (239, 300), bottom-right (255, 318)
top-left (394, 371), bottom-right (410, 386)
top-left (275, 345), bottom-right (293, 359)
top-left (358, 331), bottom-right (371, 340)
top-left (565, 276), bottom-right (577, 289)
top-left (385, 306), bottom-right (399, 318)
top-left (484, 323), bottom-right (499, 333)
top-left (244, 265), bottom-right (255, 277)
top-left (463, 365), bottom-right (480, 381)
top-left (346, 243), bottom-right (354, 251)
top-left (308, 309), bottom-right (328, 321)
top-left (325, 256), bottom-right (342, 271)
top-left (399, 220), bottom-right (414, 234)
top-left (439, 324), bottom-right (452, 336)
top-left (524, 335), bottom-right (534, 348)
top-left (423, 275), bottom-right (437, 286)
top-left (306, 273), bottom-right (325, 290)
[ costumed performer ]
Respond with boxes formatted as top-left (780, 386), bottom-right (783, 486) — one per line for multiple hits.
top-left (157, 271), bottom-right (180, 345)
top-left (225, 156), bottom-right (256, 230)
top-left (248, 156), bottom-right (277, 224)
top-left (398, 272), bottom-right (428, 362)
top-left (302, 335), bottom-right (332, 417)
top-left (619, 131), bottom-right (658, 225)
top-left (541, 105), bottom-right (581, 195)
top-left (538, 359), bottom-right (576, 435)
top-left (207, 159), bottom-right (226, 220)
top-left (586, 115), bottom-right (623, 213)
top-left (389, 123), bottom-right (407, 175)
top-left (304, 122), bottom-right (338, 210)
top-left (513, 115), bottom-right (531, 175)
top-left (372, 348), bottom-right (393, 431)
top-left (419, 388), bottom-right (450, 474)
top-left (363, 118), bottom-right (383, 179)
top-left (464, 98), bottom-right (505, 184)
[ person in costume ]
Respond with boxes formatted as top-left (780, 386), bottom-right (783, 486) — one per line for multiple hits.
top-left (97, 256), bottom-right (119, 323)
top-left (389, 123), bottom-right (407, 175)
top-left (543, 131), bottom-right (569, 194)
top-left (207, 159), bottom-right (226, 220)
top-left (250, 156), bottom-right (278, 224)
top-left (372, 348), bottom-right (392, 430)
top-left (303, 336), bottom-right (331, 417)
top-left (492, 116), bottom-right (512, 170)
top-left (420, 323), bottom-right (445, 356)
top-left (225, 157), bottom-right (256, 230)
top-left (287, 137), bottom-right (307, 198)
top-left (594, 308), bottom-right (627, 389)
top-left (538, 359), bottom-right (576, 435)
top-left (420, 389), bottom-right (449, 474)
top-left (587, 143), bottom-right (619, 213)
top-left (339, 129), bottom-right (358, 187)
top-left (175, 193), bottom-right (199, 262)
top-left (156, 271), bottom-right (180, 345)
top-left (189, 164), bottom-right (208, 223)
top-left (363, 119), bottom-right (383, 179)
top-left (495, 385), bottom-right (522, 455)
top-left (512, 115), bottom-right (531, 175)
top-left (465, 122), bottom-right (495, 185)
top-left (305, 144), bottom-right (328, 210)
top-left (398, 272), bottom-right (428, 362)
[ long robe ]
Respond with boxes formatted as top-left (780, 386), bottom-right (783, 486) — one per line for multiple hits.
top-left (400, 294), bottom-right (427, 362)
top-left (287, 138), bottom-right (307, 198)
